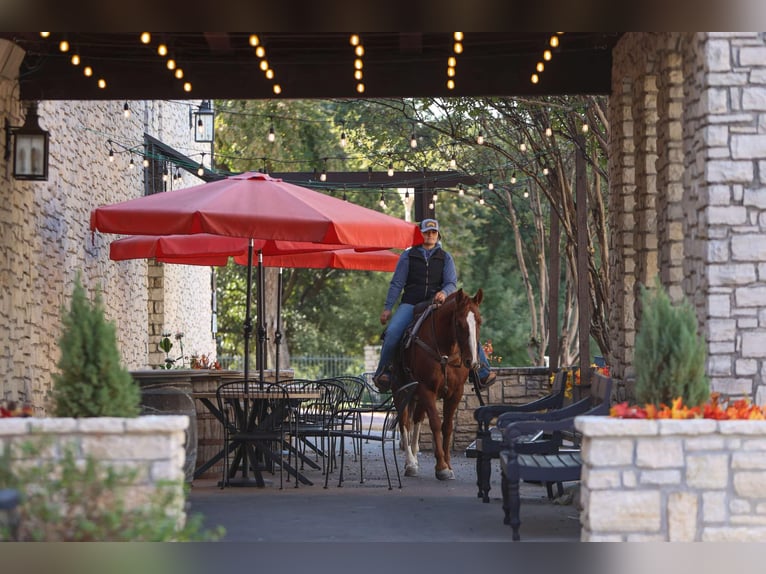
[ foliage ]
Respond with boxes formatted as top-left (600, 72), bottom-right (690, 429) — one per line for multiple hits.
top-left (157, 331), bottom-right (187, 369)
top-left (0, 438), bottom-right (224, 541)
top-left (51, 274), bottom-right (140, 418)
top-left (611, 394), bottom-right (766, 420)
top-left (633, 278), bottom-right (709, 406)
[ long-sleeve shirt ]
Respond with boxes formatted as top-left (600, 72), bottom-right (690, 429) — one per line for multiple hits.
top-left (383, 243), bottom-right (458, 310)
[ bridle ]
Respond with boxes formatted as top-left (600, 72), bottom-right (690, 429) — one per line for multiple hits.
top-left (407, 299), bottom-right (477, 397)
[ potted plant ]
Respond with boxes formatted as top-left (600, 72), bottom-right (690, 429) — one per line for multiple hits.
top-left (0, 274), bottom-right (206, 540)
top-left (576, 278), bottom-right (766, 542)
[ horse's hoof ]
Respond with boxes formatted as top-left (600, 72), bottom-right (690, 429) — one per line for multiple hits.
top-left (404, 465), bottom-right (419, 477)
top-left (436, 468), bottom-right (455, 481)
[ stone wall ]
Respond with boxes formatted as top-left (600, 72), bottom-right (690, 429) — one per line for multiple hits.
top-left (609, 32), bottom-right (766, 405)
top-left (0, 414), bottom-right (188, 532)
top-left (0, 42), bottom-right (214, 414)
top-left (577, 416), bottom-right (766, 541)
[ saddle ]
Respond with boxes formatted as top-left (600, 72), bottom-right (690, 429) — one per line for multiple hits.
top-left (402, 302), bottom-right (437, 349)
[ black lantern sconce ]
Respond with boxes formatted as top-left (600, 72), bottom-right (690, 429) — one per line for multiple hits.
top-left (192, 100), bottom-right (215, 143)
top-left (5, 102), bottom-right (49, 181)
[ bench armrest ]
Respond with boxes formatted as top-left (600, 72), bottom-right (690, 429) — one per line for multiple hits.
top-left (495, 396), bottom-right (592, 428)
top-left (473, 390), bottom-right (565, 424)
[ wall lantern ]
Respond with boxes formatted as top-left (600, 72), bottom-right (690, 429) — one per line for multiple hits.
top-left (193, 100), bottom-right (215, 143)
top-left (5, 102), bottom-right (49, 181)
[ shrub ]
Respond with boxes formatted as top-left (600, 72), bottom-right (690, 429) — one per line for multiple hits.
top-left (0, 438), bottom-right (224, 541)
top-left (633, 278), bottom-right (709, 406)
top-left (51, 273), bottom-right (140, 417)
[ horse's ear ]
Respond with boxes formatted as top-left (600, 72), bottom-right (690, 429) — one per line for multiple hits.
top-left (473, 288), bottom-right (484, 305)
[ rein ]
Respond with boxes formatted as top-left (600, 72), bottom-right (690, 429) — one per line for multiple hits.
top-left (409, 301), bottom-right (467, 397)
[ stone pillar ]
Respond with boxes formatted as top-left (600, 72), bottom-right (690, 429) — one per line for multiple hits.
top-left (608, 42), bottom-right (638, 383)
top-left (147, 260), bottom-right (166, 369)
top-left (632, 56), bottom-right (659, 323)
top-left (656, 36), bottom-right (687, 302)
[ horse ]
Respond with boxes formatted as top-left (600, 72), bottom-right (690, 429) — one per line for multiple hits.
top-left (389, 288), bottom-right (484, 480)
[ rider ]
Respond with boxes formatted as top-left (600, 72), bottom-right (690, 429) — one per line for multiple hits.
top-left (372, 218), bottom-right (497, 392)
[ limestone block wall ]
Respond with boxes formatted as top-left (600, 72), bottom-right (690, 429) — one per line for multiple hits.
top-left (610, 32), bottom-right (766, 405)
top-left (0, 50), bottom-right (214, 413)
top-left (577, 416), bottom-right (766, 542)
top-left (0, 415), bottom-right (188, 532)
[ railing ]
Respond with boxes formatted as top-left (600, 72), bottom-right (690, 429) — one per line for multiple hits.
top-left (216, 355), bottom-right (363, 379)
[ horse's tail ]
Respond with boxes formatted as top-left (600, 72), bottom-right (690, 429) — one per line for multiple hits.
top-left (386, 380), bottom-right (419, 432)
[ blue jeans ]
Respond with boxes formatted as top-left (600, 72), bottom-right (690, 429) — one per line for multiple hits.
top-left (374, 303), bottom-right (491, 380)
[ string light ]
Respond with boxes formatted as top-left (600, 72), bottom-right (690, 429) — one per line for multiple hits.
top-left (387, 162), bottom-right (394, 177)
top-left (458, 185), bottom-right (465, 196)
top-left (351, 34), bottom-right (365, 94)
top-left (523, 189), bottom-right (529, 198)
top-left (476, 131), bottom-right (484, 145)
top-left (478, 192), bottom-right (485, 205)
top-left (140, 32), bottom-right (151, 44)
top-left (158, 44), bottom-right (168, 56)
top-left (70, 54), bottom-right (80, 66)
top-left (249, 34), bottom-right (260, 46)
top-left (379, 190), bottom-right (386, 208)
top-left (545, 127), bottom-right (552, 137)
top-left (550, 35), bottom-right (559, 48)
top-left (108, 147), bottom-right (114, 162)
top-left (543, 49), bottom-right (552, 61)
top-left (531, 74), bottom-right (539, 84)
top-left (123, 101), bottom-right (130, 118)
top-left (268, 119), bottom-right (276, 142)
top-left (488, 169), bottom-right (494, 191)
top-left (410, 124), bottom-right (417, 148)
top-left (162, 165), bottom-right (169, 182)
top-left (59, 39), bottom-right (69, 52)
top-left (98, 78), bottom-right (106, 89)
top-left (520, 142), bottom-right (527, 152)
top-left (143, 158), bottom-right (150, 168)
top-left (320, 158), bottom-right (328, 181)
top-left (511, 172), bottom-right (517, 184)
top-left (129, 157), bottom-right (135, 169)
top-left (40, 32), bottom-right (50, 38)
top-left (449, 154), bottom-right (457, 170)
top-left (447, 35), bottom-right (461, 90)
top-left (582, 122), bottom-right (589, 133)
top-left (339, 120), bottom-right (347, 148)
top-left (197, 152), bottom-right (206, 177)
top-left (542, 167), bottom-right (549, 175)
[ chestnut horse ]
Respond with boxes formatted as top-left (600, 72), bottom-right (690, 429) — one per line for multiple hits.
top-left (389, 288), bottom-right (484, 480)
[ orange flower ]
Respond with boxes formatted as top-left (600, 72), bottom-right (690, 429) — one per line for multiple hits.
top-left (612, 394), bottom-right (766, 420)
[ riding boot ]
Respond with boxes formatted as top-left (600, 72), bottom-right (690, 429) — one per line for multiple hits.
top-left (373, 369), bottom-right (391, 392)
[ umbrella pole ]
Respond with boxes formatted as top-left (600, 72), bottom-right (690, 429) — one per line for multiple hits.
top-left (243, 239), bottom-right (254, 388)
top-left (257, 250), bottom-right (266, 388)
top-left (275, 267), bottom-right (283, 383)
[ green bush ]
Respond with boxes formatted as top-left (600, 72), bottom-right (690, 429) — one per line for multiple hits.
top-left (51, 273), bottom-right (140, 417)
top-left (633, 278), bottom-right (710, 406)
top-left (0, 438), bottom-right (224, 541)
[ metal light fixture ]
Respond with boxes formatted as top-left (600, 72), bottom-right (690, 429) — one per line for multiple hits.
top-left (5, 102), bottom-right (49, 181)
top-left (193, 100), bottom-right (215, 143)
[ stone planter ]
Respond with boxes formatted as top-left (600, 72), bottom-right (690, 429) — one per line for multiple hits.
top-left (0, 415), bottom-right (188, 530)
top-left (576, 416), bottom-right (766, 541)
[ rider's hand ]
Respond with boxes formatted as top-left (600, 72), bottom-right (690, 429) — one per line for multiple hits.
top-left (433, 291), bottom-right (445, 305)
top-left (380, 309), bottom-right (392, 325)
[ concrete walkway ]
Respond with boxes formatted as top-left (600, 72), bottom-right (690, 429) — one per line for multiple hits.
top-left (188, 438), bottom-right (582, 542)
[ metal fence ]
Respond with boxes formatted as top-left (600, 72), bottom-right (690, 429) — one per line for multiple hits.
top-left (216, 355), bottom-right (363, 379)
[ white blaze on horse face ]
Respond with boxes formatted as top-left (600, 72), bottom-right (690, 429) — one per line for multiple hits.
top-left (467, 310), bottom-right (479, 368)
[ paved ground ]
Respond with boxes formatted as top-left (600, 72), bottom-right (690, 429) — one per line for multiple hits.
top-left (188, 436), bottom-right (582, 543)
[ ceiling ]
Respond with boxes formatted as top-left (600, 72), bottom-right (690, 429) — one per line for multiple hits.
top-left (3, 32), bottom-right (623, 101)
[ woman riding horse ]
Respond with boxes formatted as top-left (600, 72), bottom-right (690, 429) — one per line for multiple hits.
top-left (372, 218), bottom-right (495, 392)
top-left (390, 288), bottom-right (485, 479)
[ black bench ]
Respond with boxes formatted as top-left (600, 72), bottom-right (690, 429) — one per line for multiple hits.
top-left (499, 372), bottom-right (613, 541)
top-left (467, 369), bottom-right (567, 502)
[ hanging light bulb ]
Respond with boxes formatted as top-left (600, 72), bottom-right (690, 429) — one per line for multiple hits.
top-left (70, 54), bottom-right (80, 66)
top-left (142, 157), bottom-right (150, 168)
top-left (543, 167), bottom-right (549, 175)
top-left (531, 73), bottom-right (539, 84)
top-left (59, 39), bottom-right (69, 52)
top-left (320, 170), bottom-right (327, 182)
top-left (545, 127), bottom-right (552, 137)
top-left (543, 49), bottom-right (552, 61)
top-left (511, 172), bottom-right (517, 184)
top-left (140, 32), bottom-right (151, 44)
top-left (520, 142), bottom-right (527, 152)
top-left (162, 166), bottom-right (169, 182)
top-left (123, 101), bottom-right (130, 118)
top-left (404, 189), bottom-right (410, 202)
top-left (536, 62), bottom-right (544, 73)
top-left (432, 191), bottom-right (438, 202)
top-left (479, 192), bottom-right (485, 205)
top-left (379, 191), bottom-right (386, 208)
top-left (273, 84), bottom-right (282, 95)
top-left (458, 186), bottom-right (465, 196)
top-left (488, 179), bottom-right (494, 191)
top-left (157, 44), bottom-right (168, 56)
top-left (129, 157), bottom-right (135, 169)
top-left (523, 189), bottom-right (529, 198)
top-left (108, 147), bottom-right (114, 162)
top-left (342, 190), bottom-right (348, 201)
top-left (387, 162), bottom-right (394, 177)
top-left (268, 122), bottom-right (275, 143)
top-left (197, 153), bottom-right (205, 177)
top-left (476, 131), bottom-right (484, 145)
top-left (582, 122), bottom-right (590, 133)
top-left (449, 155), bottom-right (457, 169)
top-left (410, 126), bottom-right (417, 148)
top-left (550, 35), bottom-right (559, 48)
top-left (340, 121), bottom-right (347, 148)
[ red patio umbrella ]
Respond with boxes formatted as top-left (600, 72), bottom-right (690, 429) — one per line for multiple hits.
top-left (92, 171), bottom-right (421, 384)
top-left (90, 171), bottom-right (421, 249)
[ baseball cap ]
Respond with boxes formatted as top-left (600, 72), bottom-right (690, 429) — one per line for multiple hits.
top-left (420, 219), bottom-right (440, 233)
